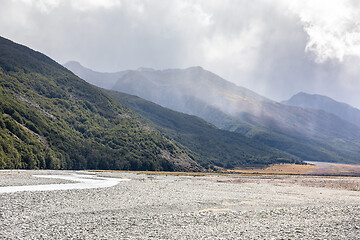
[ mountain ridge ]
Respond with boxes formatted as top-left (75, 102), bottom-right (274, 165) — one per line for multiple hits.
top-left (0, 36), bottom-right (201, 171)
top-left (0, 36), bottom-right (300, 170)
top-left (107, 90), bottom-right (301, 168)
top-left (65, 61), bottom-right (360, 165)
top-left (282, 92), bottom-right (360, 128)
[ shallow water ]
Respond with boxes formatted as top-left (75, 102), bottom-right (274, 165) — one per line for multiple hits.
top-left (306, 161), bottom-right (360, 166)
top-left (0, 174), bottom-right (129, 193)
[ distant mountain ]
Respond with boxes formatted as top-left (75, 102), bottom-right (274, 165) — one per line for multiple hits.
top-left (63, 61), bottom-right (127, 89)
top-left (65, 62), bottom-right (360, 165)
top-left (110, 67), bottom-right (360, 141)
top-left (282, 92), bottom-right (360, 128)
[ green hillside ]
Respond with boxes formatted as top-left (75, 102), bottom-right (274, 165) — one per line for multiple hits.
top-left (0, 36), bottom-right (301, 171)
top-left (0, 36), bottom-right (200, 171)
top-left (107, 91), bottom-right (302, 168)
top-left (66, 62), bottom-right (360, 165)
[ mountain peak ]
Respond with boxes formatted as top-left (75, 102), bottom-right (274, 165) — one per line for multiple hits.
top-left (291, 92), bottom-right (332, 101)
top-left (293, 91), bottom-right (309, 97)
top-left (283, 92), bottom-right (360, 128)
top-left (184, 66), bottom-right (205, 73)
top-left (187, 66), bottom-right (203, 70)
top-left (137, 67), bottom-right (155, 72)
top-left (64, 61), bottom-right (83, 67)
top-left (285, 92), bottom-right (349, 107)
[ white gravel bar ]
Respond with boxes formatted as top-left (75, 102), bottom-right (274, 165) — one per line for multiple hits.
top-left (0, 170), bottom-right (359, 239)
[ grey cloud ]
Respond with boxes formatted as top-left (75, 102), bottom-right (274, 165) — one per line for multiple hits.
top-left (1, 0), bottom-right (360, 108)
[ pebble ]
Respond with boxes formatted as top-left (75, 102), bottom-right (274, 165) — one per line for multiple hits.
top-left (0, 170), bottom-right (359, 239)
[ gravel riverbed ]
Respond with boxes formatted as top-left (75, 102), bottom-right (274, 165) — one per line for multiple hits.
top-left (0, 170), bottom-right (359, 239)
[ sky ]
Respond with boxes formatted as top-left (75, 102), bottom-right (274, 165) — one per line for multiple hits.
top-left (1, 0), bottom-right (360, 108)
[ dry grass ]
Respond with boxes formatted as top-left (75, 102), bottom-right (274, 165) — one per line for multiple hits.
top-left (91, 168), bottom-right (360, 191)
top-left (228, 163), bottom-right (318, 175)
top-left (228, 163), bottom-right (360, 177)
top-left (89, 162), bottom-right (360, 177)
top-left (88, 170), bottom-right (216, 177)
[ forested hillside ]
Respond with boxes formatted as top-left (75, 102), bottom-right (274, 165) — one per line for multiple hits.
top-left (66, 62), bottom-right (360, 165)
top-left (0, 36), bottom-right (200, 171)
top-left (0, 36), bottom-right (301, 171)
top-left (108, 91), bottom-right (301, 168)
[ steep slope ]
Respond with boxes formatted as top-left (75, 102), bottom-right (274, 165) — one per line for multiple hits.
top-left (0, 36), bottom-right (201, 171)
top-left (107, 91), bottom-right (301, 168)
top-left (0, 36), bottom-right (300, 171)
top-left (283, 92), bottom-right (360, 128)
top-left (65, 62), bottom-right (360, 164)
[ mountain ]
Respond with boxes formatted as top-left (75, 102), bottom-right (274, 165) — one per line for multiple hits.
top-left (282, 92), bottom-right (360, 128)
top-left (107, 90), bottom-right (301, 168)
top-left (109, 67), bottom-right (360, 141)
top-left (64, 61), bottom-right (127, 90)
top-left (65, 62), bottom-right (360, 165)
top-left (0, 36), bottom-right (299, 171)
top-left (0, 36), bottom-right (205, 171)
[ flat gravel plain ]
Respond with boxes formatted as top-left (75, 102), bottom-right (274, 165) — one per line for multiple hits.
top-left (0, 170), bottom-right (359, 239)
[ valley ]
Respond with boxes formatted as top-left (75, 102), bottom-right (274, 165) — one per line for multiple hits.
top-left (66, 62), bottom-right (360, 166)
top-left (2, 2), bottom-right (360, 240)
top-left (2, 35), bottom-right (360, 172)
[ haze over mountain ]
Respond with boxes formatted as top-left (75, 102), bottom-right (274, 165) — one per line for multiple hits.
top-left (107, 90), bottom-right (300, 168)
top-left (65, 61), bottom-right (360, 165)
top-left (283, 92), bottom-right (360, 128)
top-left (0, 36), bottom-right (301, 170)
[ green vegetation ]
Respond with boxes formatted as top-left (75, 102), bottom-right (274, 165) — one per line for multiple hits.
top-left (195, 103), bottom-right (360, 165)
top-left (107, 91), bottom-right (302, 168)
top-left (0, 36), bottom-right (199, 171)
top-left (0, 36), bottom-right (301, 171)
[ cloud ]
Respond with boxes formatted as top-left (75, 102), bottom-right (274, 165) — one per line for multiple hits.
top-left (9, 0), bottom-right (60, 13)
top-left (70, 0), bottom-right (122, 12)
top-left (285, 0), bottom-right (360, 63)
top-left (11, 0), bottom-right (122, 12)
top-left (1, 0), bottom-right (360, 108)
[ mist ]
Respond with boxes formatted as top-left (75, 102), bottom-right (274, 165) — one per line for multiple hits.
top-left (1, 0), bottom-right (360, 108)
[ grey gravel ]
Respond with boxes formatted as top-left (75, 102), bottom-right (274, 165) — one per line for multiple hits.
top-left (0, 170), bottom-right (359, 239)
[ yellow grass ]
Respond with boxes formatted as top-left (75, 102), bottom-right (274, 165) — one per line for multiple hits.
top-left (228, 163), bottom-right (318, 175)
top-left (88, 170), bottom-right (215, 177)
top-left (89, 162), bottom-right (360, 177)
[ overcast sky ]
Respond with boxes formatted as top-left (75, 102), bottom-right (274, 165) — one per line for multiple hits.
top-left (1, 0), bottom-right (360, 108)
